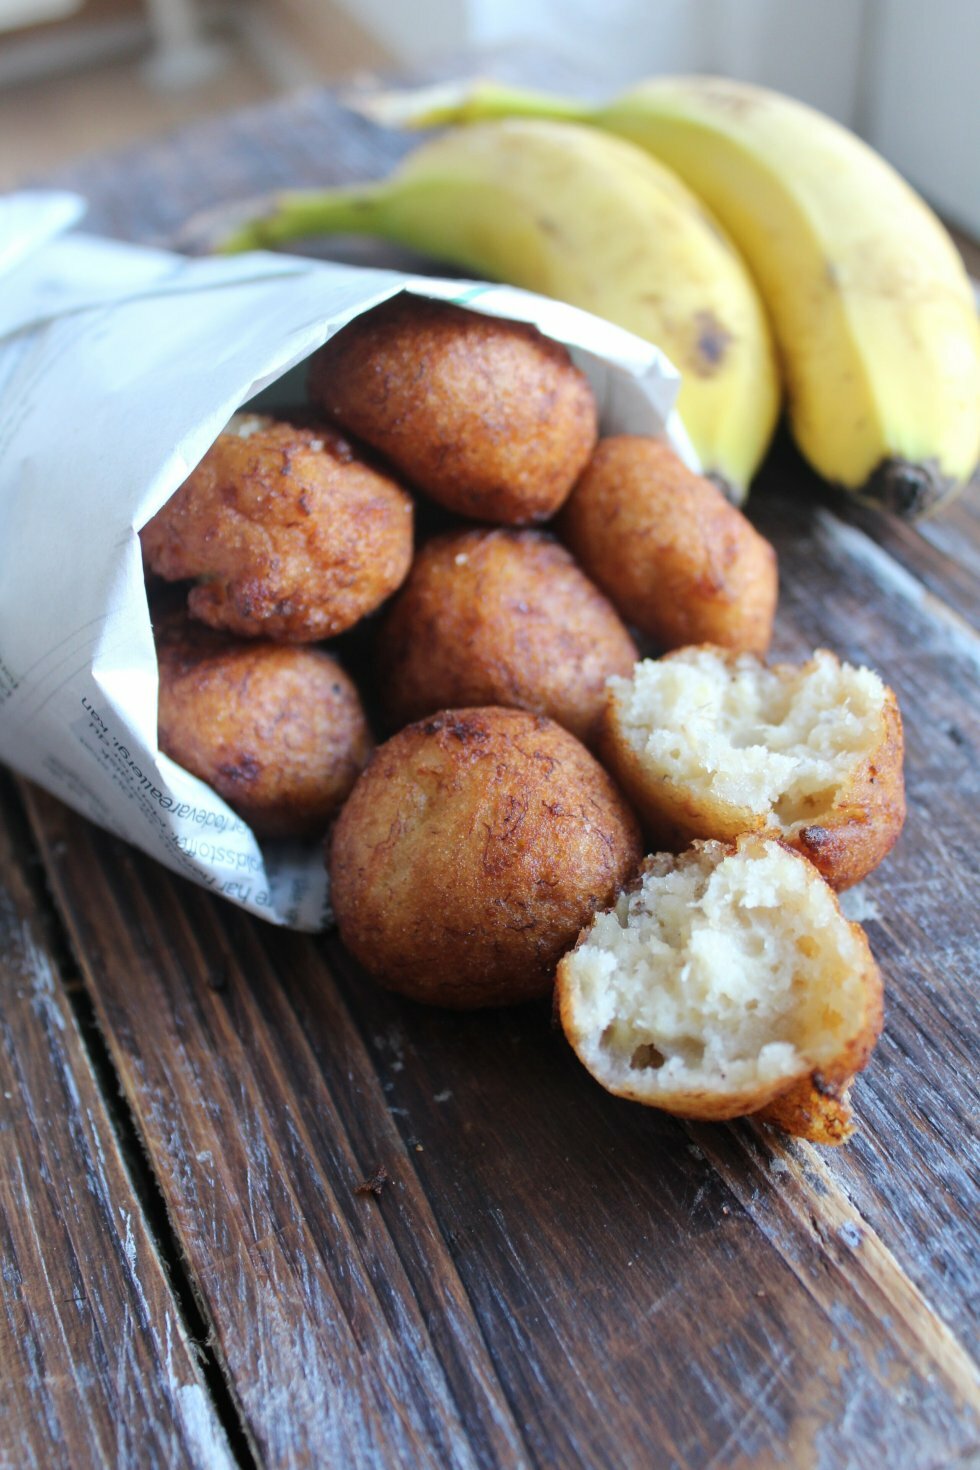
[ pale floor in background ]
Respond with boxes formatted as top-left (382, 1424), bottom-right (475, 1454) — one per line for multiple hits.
top-left (0, 43), bottom-right (277, 188)
top-left (0, 0), bottom-right (390, 192)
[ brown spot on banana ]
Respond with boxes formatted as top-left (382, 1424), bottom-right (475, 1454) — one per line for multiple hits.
top-left (691, 311), bottom-right (734, 374)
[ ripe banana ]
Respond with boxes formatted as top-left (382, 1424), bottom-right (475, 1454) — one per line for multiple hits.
top-left (370, 77), bottom-right (980, 516)
top-left (220, 118), bottom-right (780, 501)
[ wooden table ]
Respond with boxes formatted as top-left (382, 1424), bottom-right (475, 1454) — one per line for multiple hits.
top-left (2, 82), bottom-right (979, 1470)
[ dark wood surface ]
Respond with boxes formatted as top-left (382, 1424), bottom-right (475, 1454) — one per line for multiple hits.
top-left (0, 774), bottom-right (236, 1470)
top-left (3, 76), bottom-right (979, 1470)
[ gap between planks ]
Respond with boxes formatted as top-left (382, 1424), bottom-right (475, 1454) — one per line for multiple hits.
top-left (20, 778), bottom-right (536, 1470)
top-left (6, 774), bottom-right (261, 1470)
top-left (26, 755), bottom-right (980, 1447)
top-left (13, 497), bottom-right (980, 1457)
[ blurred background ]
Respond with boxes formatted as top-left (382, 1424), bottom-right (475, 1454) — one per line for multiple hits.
top-left (2, 0), bottom-right (978, 244)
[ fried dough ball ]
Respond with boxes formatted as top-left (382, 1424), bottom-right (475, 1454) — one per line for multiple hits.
top-left (559, 436), bottom-right (777, 655)
top-left (598, 647), bottom-right (905, 889)
top-left (156, 614), bottom-right (372, 839)
top-left (141, 414), bottom-right (413, 642)
top-left (328, 708), bottom-right (642, 1008)
top-left (376, 528), bottom-right (638, 745)
top-left (308, 295), bottom-right (598, 524)
top-left (556, 835), bottom-right (883, 1141)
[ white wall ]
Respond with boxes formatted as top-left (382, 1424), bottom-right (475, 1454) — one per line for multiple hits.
top-left (863, 0), bottom-right (980, 235)
top-left (462, 0), bottom-right (865, 120)
top-left (333, 0), bottom-right (980, 234)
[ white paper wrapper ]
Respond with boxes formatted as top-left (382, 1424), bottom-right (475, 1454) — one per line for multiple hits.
top-left (0, 191), bottom-right (692, 931)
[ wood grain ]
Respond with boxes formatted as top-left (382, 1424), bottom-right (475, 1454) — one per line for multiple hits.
top-left (753, 435), bottom-right (980, 634)
top-left (9, 67), bottom-right (980, 1470)
top-left (0, 772), bottom-right (235, 1470)
top-left (22, 784), bottom-right (528, 1470)
top-left (23, 782), bottom-right (980, 1470)
top-left (746, 470), bottom-right (980, 1354)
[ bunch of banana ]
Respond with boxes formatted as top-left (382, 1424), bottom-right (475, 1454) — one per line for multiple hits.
top-left (362, 76), bottom-right (980, 517)
top-left (220, 118), bottom-right (779, 502)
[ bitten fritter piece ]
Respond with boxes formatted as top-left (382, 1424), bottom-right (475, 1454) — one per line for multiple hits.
top-left (599, 646), bottom-right (905, 890)
top-left (556, 836), bottom-right (883, 1141)
top-left (376, 528), bottom-right (638, 745)
top-left (307, 295), bottom-right (598, 524)
top-left (141, 414), bottom-right (413, 641)
top-left (156, 614), bottom-right (372, 839)
top-left (328, 707), bottom-right (642, 1008)
top-left (559, 436), bottom-right (777, 654)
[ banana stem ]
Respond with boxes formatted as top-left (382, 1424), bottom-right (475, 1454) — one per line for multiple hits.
top-left (360, 78), bottom-right (593, 130)
top-left (217, 85), bottom-right (596, 253)
top-left (423, 81), bottom-right (592, 127)
top-left (219, 183), bottom-right (389, 254)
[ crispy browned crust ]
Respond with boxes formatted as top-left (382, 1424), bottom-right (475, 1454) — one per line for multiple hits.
top-left (597, 647), bottom-right (906, 890)
top-left (757, 1078), bottom-right (856, 1145)
top-left (328, 707), bottom-right (642, 1009)
top-left (376, 527), bottom-right (638, 745)
top-left (791, 688), bottom-right (905, 890)
top-left (558, 436), bottom-right (777, 654)
top-left (141, 417), bottom-right (413, 641)
top-left (555, 837), bottom-right (884, 1136)
top-left (308, 295), bottom-right (598, 524)
top-left (757, 912), bottom-right (884, 1141)
top-left (155, 612), bottom-right (372, 838)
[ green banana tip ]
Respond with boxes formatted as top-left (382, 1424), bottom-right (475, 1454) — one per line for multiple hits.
top-left (177, 191), bottom-right (295, 256)
top-left (348, 78), bottom-right (488, 130)
top-left (202, 185), bottom-right (383, 256)
top-left (216, 226), bottom-right (258, 255)
top-left (348, 77), bottom-right (589, 131)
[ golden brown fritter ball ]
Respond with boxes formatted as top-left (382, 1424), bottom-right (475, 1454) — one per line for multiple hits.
top-left (141, 414), bottom-right (413, 642)
top-left (156, 614), bottom-right (372, 839)
top-left (328, 707), bottom-right (642, 1008)
top-left (559, 436), bottom-right (777, 655)
top-left (376, 528), bottom-right (638, 745)
top-left (307, 294), bottom-right (598, 524)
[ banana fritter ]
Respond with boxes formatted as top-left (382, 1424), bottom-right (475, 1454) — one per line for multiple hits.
top-left (141, 414), bottom-right (413, 642)
top-left (376, 528), bottom-right (638, 744)
top-left (308, 294), bottom-right (598, 524)
top-left (559, 435), bottom-right (777, 654)
top-left (328, 707), bottom-right (642, 1008)
top-left (156, 614), bottom-right (372, 839)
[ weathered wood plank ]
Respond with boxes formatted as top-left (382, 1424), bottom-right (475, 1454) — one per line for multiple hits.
top-left (18, 68), bottom-right (980, 1470)
top-left (24, 783), bottom-right (980, 1469)
top-left (745, 474), bottom-right (980, 1352)
top-left (825, 483), bottom-right (980, 632)
top-left (323, 933), bottom-right (980, 1470)
top-left (22, 783), bottom-right (530, 1470)
top-left (916, 478), bottom-right (980, 613)
top-left (0, 772), bottom-right (237, 1470)
top-left (32, 88), bottom-right (416, 247)
top-left (747, 437), bottom-right (980, 634)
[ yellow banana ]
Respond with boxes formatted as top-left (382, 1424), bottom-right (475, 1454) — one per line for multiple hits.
top-left (220, 118), bottom-right (780, 501)
top-left (371, 77), bottom-right (980, 516)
